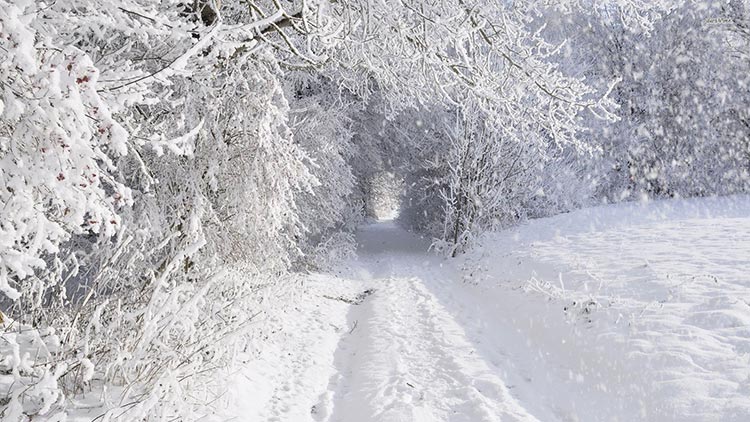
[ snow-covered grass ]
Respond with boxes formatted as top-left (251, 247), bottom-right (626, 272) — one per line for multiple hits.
top-left (0, 269), bottom-right (362, 421)
top-left (0, 319), bottom-right (65, 421)
top-left (456, 195), bottom-right (750, 421)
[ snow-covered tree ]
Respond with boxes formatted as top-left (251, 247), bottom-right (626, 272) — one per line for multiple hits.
top-left (565, 2), bottom-right (750, 201)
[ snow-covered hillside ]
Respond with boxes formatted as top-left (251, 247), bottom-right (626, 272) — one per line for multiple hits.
top-left (229, 196), bottom-right (750, 421)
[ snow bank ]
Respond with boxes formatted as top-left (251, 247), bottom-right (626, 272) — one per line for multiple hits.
top-left (217, 272), bottom-right (367, 421)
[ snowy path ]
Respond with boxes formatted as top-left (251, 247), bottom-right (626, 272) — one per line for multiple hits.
top-left (314, 223), bottom-right (537, 422)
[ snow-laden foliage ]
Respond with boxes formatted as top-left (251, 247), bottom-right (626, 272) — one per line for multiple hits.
top-left (0, 1), bottom-right (322, 419)
top-left (392, 101), bottom-right (589, 255)
top-left (569, 1), bottom-right (750, 201)
top-left (285, 77), bottom-right (361, 269)
top-left (396, 1), bottom-right (750, 252)
top-left (0, 0), bottom-right (132, 302)
top-left (329, 0), bottom-right (681, 253)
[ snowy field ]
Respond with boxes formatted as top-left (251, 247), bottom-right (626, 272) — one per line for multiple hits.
top-left (457, 195), bottom-right (750, 421)
top-left (230, 196), bottom-right (750, 421)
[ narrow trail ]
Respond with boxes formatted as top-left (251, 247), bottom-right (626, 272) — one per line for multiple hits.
top-left (313, 222), bottom-right (540, 422)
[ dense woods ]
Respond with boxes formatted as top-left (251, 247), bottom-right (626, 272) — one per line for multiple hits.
top-left (1, 0), bottom-right (749, 419)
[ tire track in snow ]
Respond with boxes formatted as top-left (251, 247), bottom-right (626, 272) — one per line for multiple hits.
top-left (317, 252), bottom-right (539, 422)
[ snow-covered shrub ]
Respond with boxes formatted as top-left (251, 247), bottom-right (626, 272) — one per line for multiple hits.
top-left (0, 4), bottom-right (138, 416)
top-left (0, 0), bottom-right (131, 308)
top-left (0, 317), bottom-right (66, 420)
top-left (395, 102), bottom-right (591, 256)
top-left (285, 77), bottom-right (363, 267)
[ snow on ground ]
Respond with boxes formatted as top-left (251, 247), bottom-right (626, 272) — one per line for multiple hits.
top-left (219, 274), bottom-right (367, 422)
top-left (53, 274), bottom-right (367, 421)
top-left (316, 223), bottom-right (536, 422)
top-left (231, 195), bottom-right (750, 421)
top-left (458, 195), bottom-right (750, 421)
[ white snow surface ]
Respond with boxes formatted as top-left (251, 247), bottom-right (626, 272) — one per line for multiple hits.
top-left (229, 196), bottom-right (750, 422)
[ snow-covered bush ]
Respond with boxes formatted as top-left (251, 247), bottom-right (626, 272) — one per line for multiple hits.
top-left (0, 0), bottom-right (131, 307)
top-left (393, 102), bottom-right (590, 256)
top-left (284, 77), bottom-right (362, 267)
